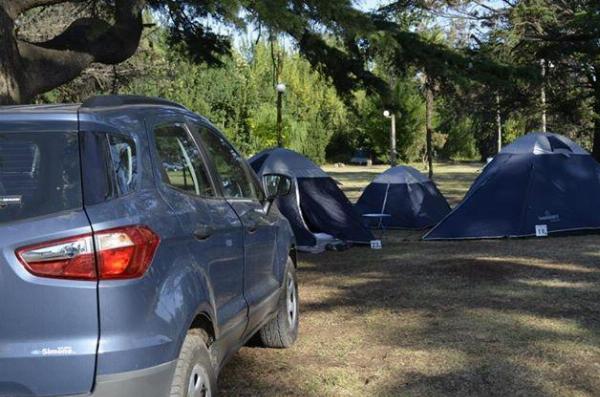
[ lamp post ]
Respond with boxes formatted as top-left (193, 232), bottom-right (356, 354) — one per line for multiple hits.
top-left (384, 110), bottom-right (397, 167)
top-left (276, 83), bottom-right (286, 147)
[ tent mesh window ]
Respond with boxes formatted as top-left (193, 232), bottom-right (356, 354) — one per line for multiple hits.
top-left (547, 135), bottom-right (572, 152)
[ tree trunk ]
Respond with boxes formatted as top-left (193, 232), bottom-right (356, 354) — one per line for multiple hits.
top-left (496, 93), bottom-right (502, 153)
top-left (425, 79), bottom-right (434, 179)
top-left (0, 8), bottom-right (24, 105)
top-left (592, 83), bottom-right (600, 161)
top-left (540, 59), bottom-right (547, 132)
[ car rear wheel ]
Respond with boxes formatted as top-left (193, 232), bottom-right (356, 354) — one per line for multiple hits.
top-left (258, 258), bottom-right (299, 348)
top-left (170, 329), bottom-right (216, 397)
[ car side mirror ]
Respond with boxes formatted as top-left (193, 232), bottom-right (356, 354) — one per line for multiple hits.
top-left (264, 175), bottom-right (291, 199)
top-left (262, 174), bottom-right (292, 213)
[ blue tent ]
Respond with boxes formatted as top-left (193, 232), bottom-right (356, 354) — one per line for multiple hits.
top-left (424, 132), bottom-right (600, 240)
top-left (249, 148), bottom-right (374, 250)
top-left (356, 166), bottom-right (450, 229)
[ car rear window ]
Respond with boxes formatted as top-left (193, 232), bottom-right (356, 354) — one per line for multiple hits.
top-left (0, 132), bottom-right (82, 223)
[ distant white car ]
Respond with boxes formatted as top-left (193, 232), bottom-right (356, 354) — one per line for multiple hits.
top-left (163, 162), bottom-right (183, 171)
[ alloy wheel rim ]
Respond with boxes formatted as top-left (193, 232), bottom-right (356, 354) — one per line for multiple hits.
top-left (188, 364), bottom-right (210, 397)
top-left (286, 275), bottom-right (297, 327)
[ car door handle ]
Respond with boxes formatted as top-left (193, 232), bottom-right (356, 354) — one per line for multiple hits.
top-left (193, 225), bottom-right (214, 240)
top-left (246, 223), bottom-right (258, 234)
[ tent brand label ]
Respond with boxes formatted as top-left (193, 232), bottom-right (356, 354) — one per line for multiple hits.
top-left (0, 196), bottom-right (22, 208)
top-left (370, 240), bottom-right (382, 250)
top-left (538, 210), bottom-right (560, 223)
top-left (535, 225), bottom-right (548, 237)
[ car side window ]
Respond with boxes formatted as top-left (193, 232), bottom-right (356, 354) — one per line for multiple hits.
top-left (153, 124), bottom-right (214, 197)
top-left (190, 124), bottom-right (262, 201)
top-left (107, 134), bottom-right (137, 195)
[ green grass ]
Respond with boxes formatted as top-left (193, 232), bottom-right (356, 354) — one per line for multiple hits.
top-left (219, 162), bottom-right (600, 396)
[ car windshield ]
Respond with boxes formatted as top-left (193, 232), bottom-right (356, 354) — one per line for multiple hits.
top-left (0, 132), bottom-right (82, 223)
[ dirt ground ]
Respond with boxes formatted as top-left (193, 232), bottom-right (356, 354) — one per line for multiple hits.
top-left (219, 162), bottom-right (600, 396)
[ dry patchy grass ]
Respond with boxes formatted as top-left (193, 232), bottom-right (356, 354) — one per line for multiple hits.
top-left (219, 162), bottom-right (600, 396)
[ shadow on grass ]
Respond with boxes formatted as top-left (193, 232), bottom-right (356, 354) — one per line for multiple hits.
top-left (379, 364), bottom-right (550, 397)
top-left (220, 234), bottom-right (600, 396)
top-left (295, 236), bottom-right (600, 395)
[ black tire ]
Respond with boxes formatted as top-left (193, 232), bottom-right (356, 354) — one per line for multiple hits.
top-left (258, 258), bottom-right (299, 348)
top-left (170, 329), bottom-right (217, 397)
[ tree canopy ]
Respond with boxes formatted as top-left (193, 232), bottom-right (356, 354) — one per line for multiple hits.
top-left (0, 0), bottom-right (387, 105)
top-left (2, 0), bottom-right (600, 164)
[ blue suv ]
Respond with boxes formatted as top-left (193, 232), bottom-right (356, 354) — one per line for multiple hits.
top-left (0, 96), bottom-right (299, 397)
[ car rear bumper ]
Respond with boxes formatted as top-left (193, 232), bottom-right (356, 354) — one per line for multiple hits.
top-left (73, 360), bottom-right (177, 397)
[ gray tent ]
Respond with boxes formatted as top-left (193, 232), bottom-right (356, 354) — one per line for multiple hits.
top-left (249, 148), bottom-right (374, 250)
top-left (356, 166), bottom-right (450, 229)
top-left (424, 132), bottom-right (600, 240)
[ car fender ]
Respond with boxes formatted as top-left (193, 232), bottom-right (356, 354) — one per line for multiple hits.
top-left (171, 260), bottom-right (219, 354)
top-left (275, 214), bottom-right (296, 283)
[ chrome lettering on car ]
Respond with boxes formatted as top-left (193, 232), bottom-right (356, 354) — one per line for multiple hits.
top-left (31, 346), bottom-right (75, 356)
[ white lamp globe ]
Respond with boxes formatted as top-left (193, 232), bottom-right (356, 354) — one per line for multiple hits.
top-left (383, 110), bottom-right (391, 118)
top-left (276, 83), bottom-right (286, 93)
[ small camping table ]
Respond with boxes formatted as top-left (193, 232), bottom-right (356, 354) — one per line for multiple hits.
top-left (362, 213), bottom-right (391, 239)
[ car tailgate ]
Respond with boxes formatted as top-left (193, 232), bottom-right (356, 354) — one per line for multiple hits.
top-left (0, 126), bottom-right (98, 396)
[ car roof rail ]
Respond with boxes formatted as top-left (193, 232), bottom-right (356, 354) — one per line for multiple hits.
top-left (81, 95), bottom-right (187, 110)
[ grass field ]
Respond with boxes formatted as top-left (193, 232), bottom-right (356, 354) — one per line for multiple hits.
top-left (219, 162), bottom-right (600, 396)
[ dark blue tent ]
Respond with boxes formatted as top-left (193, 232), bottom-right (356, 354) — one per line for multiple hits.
top-left (356, 166), bottom-right (450, 229)
top-left (249, 148), bottom-right (374, 250)
top-left (424, 132), bottom-right (600, 240)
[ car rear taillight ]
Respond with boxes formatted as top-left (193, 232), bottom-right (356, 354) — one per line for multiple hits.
top-left (16, 235), bottom-right (96, 280)
top-left (95, 226), bottom-right (160, 279)
top-left (16, 226), bottom-right (159, 281)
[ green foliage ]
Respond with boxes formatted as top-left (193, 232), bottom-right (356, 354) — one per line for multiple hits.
top-left (472, 0), bottom-right (600, 157)
top-left (394, 79), bottom-right (428, 161)
top-left (33, 0), bottom-right (600, 165)
top-left (439, 116), bottom-right (478, 160)
top-left (144, 0), bottom-right (387, 98)
top-left (362, 77), bottom-right (429, 162)
top-left (122, 35), bottom-right (346, 162)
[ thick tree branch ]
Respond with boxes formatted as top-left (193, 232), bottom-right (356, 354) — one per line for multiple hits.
top-left (18, 43), bottom-right (95, 98)
top-left (296, 31), bottom-right (390, 101)
top-left (4, 0), bottom-right (75, 18)
top-left (16, 0), bottom-right (145, 98)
